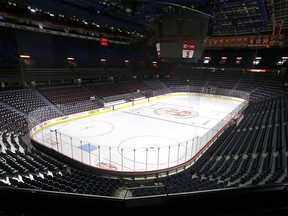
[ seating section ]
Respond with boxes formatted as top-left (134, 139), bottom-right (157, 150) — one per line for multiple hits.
top-left (0, 90), bottom-right (60, 122)
top-left (0, 66), bottom-right (21, 79)
top-left (141, 79), bottom-right (172, 96)
top-left (85, 82), bottom-right (132, 103)
top-left (39, 85), bottom-right (102, 115)
top-left (25, 68), bottom-right (74, 76)
top-left (0, 115), bottom-right (123, 195)
top-left (159, 68), bottom-right (213, 88)
top-left (250, 72), bottom-right (286, 101)
top-left (7, 166), bottom-right (124, 196)
top-left (116, 80), bottom-right (153, 98)
top-left (161, 94), bottom-right (288, 194)
top-left (130, 186), bottom-right (166, 197)
top-left (73, 68), bottom-right (107, 78)
top-left (0, 104), bottom-right (27, 134)
top-left (207, 70), bottom-right (243, 89)
top-left (160, 67), bottom-right (286, 102)
top-left (0, 66), bottom-right (287, 203)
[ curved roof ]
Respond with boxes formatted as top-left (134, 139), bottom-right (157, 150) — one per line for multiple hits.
top-left (0, 0), bottom-right (287, 41)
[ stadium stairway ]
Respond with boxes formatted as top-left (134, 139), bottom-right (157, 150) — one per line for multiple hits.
top-left (35, 90), bottom-right (64, 116)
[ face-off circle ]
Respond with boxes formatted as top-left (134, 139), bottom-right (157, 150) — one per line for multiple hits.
top-left (118, 136), bottom-right (186, 167)
top-left (58, 120), bottom-right (114, 138)
top-left (154, 107), bottom-right (199, 119)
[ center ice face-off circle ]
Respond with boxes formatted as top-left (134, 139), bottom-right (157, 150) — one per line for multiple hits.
top-left (154, 107), bottom-right (199, 119)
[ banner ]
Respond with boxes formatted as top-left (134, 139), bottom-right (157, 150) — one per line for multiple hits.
top-left (204, 34), bottom-right (283, 48)
top-left (273, 20), bottom-right (283, 36)
top-left (182, 41), bottom-right (196, 58)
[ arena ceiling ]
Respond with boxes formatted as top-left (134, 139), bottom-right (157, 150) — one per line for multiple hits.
top-left (0, 0), bottom-right (287, 42)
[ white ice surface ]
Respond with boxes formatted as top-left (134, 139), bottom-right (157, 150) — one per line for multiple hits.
top-left (33, 95), bottom-right (244, 172)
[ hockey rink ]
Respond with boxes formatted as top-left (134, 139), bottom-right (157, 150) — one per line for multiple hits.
top-left (31, 94), bottom-right (246, 172)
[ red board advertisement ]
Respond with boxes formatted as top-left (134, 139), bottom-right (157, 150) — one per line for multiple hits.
top-left (182, 41), bottom-right (196, 58)
top-left (100, 38), bottom-right (108, 46)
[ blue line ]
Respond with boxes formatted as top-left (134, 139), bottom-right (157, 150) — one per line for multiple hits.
top-left (120, 110), bottom-right (214, 130)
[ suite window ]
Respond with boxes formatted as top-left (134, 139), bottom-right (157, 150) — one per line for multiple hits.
top-left (236, 57), bottom-right (242, 64)
top-left (220, 56), bottom-right (227, 64)
top-left (204, 57), bottom-right (211, 64)
top-left (253, 57), bottom-right (262, 65)
top-left (276, 57), bottom-right (288, 65)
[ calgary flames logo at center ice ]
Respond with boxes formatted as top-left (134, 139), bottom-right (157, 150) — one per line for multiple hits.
top-left (155, 107), bottom-right (199, 119)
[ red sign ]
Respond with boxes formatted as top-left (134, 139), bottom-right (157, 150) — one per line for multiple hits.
top-left (182, 41), bottom-right (196, 59)
top-left (100, 38), bottom-right (108, 47)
